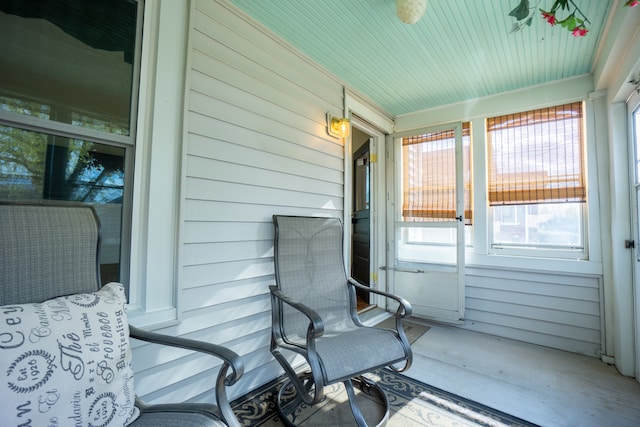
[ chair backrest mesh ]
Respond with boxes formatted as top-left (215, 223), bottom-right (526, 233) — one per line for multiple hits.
top-left (273, 215), bottom-right (353, 339)
top-left (0, 202), bottom-right (101, 305)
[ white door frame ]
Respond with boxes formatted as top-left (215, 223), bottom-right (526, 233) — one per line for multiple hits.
top-left (386, 123), bottom-right (466, 323)
top-left (347, 115), bottom-right (389, 309)
top-left (627, 89), bottom-right (640, 382)
top-left (343, 93), bottom-right (394, 310)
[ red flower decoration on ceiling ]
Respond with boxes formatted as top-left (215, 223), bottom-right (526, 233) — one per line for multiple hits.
top-left (541, 11), bottom-right (557, 25)
top-left (571, 26), bottom-right (589, 37)
top-left (509, 0), bottom-right (636, 37)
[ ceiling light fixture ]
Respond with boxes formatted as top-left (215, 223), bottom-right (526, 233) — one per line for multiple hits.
top-left (326, 113), bottom-right (350, 139)
top-left (397, 0), bottom-right (427, 24)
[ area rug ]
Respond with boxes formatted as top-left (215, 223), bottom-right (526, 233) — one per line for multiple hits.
top-left (232, 368), bottom-right (539, 426)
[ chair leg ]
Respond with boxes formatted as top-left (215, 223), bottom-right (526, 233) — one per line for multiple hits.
top-left (276, 374), bottom-right (389, 427)
top-left (344, 376), bottom-right (389, 427)
top-left (275, 378), bottom-right (300, 427)
top-left (344, 378), bottom-right (368, 427)
top-left (275, 373), bottom-right (316, 426)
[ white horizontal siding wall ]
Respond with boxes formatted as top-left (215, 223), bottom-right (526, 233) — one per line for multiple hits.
top-left (463, 267), bottom-right (603, 358)
top-left (133, 0), bottom-right (347, 403)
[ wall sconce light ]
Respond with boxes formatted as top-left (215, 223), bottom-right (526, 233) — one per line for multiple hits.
top-left (326, 113), bottom-right (350, 138)
top-left (397, 0), bottom-right (427, 24)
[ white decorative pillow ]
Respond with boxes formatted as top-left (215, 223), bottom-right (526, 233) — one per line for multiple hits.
top-left (1, 282), bottom-right (140, 426)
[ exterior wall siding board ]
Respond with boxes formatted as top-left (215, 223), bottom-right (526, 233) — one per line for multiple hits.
top-left (187, 155), bottom-right (343, 197)
top-left (463, 268), bottom-right (603, 357)
top-left (182, 239), bottom-right (273, 267)
top-left (467, 287), bottom-right (601, 316)
top-left (467, 298), bottom-right (601, 330)
top-left (185, 177), bottom-right (343, 210)
top-left (469, 273), bottom-right (601, 301)
top-left (183, 221), bottom-right (273, 244)
top-left (186, 100), bottom-right (341, 165)
top-left (181, 312), bottom-right (272, 348)
top-left (184, 200), bottom-right (342, 222)
top-left (181, 282), bottom-right (272, 311)
top-left (182, 257), bottom-right (275, 288)
top-left (187, 132), bottom-right (343, 182)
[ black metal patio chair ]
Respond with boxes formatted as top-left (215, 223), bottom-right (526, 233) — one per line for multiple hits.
top-left (269, 215), bottom-right (413, 427)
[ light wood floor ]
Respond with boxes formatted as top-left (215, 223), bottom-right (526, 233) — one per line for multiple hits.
top-left (402, 318), bottom-right (640, 427)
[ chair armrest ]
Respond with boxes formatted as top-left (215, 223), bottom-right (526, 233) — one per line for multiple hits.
top-left (348, 279), bottom-right (414, 372)
top-left (348, 278), bottom-right (412, 317)
top-left (129, 325), bottom-right (244, 385)
top-left (129, 325), bottom-right (244, 427)
top-left (269, 285), bottom-right (324, 338)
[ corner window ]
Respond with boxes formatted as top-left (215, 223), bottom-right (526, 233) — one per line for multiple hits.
top-left (487, 102), bottom-right (587, 257)
top-left (0, 0), bottom-right (142, 285)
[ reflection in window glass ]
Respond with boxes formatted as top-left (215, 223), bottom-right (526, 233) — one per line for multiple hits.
top-left (0, 0), bottom-right (137, 135)
top-left (492, 203), bottom-right (582, 248)
top-left (0, 125), bottom-right (125, 284)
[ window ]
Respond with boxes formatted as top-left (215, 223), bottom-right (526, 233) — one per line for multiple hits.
top-left (0, 0), bottom-right (142, 285)
top-left (487, 102), bottom-right (586, 255)
top-left (401, 123), bottom-right (473, 248)
top-left (402, 122), bottom-right (472, 224)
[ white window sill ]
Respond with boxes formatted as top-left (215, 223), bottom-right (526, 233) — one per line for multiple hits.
top-left (126, 305), bottom-right (179, 330)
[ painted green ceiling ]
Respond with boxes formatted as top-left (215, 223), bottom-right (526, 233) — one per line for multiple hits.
top-left (229, 0), bottom-right (613, 116)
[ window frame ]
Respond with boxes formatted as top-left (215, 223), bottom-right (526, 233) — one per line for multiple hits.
top-left (125, 0), bottom-right (187, 327)
top-left (486, 102), bottom-right (589, 260)
top-left (0, 0), bottom-right (144, 290)
top-left (401, 122), bottom-right (473, 225)
top-left (0, 0), bottom-right (186, 328)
